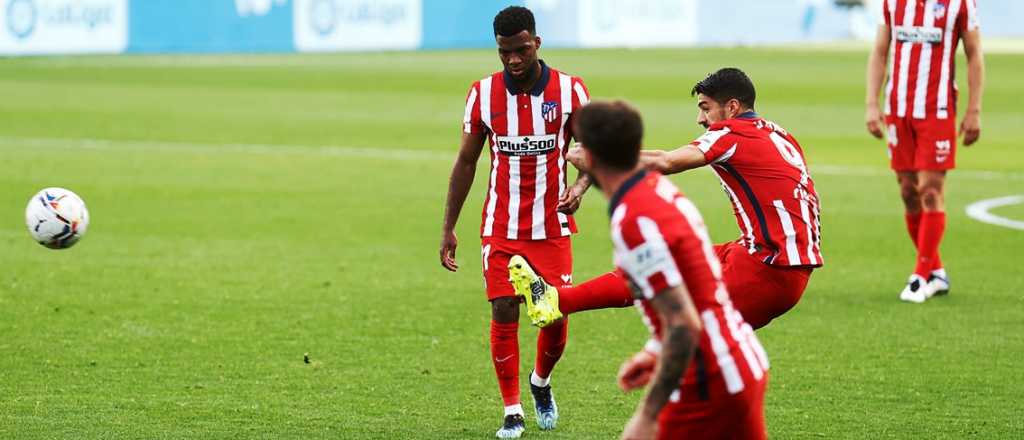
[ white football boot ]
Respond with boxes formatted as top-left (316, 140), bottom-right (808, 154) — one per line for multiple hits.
top-left (899, 274), bottom-right (932, 303)
top-left (928, 268), bottom-right (950, 297)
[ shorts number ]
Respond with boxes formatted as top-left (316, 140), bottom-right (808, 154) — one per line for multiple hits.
top-left (481, 244), bottom-right (491, 271)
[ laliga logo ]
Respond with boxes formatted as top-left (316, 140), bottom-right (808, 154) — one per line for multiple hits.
top-left (308, 0), bottom-right (409, 37)
top-left (6, 0), bottom-right (38, 40)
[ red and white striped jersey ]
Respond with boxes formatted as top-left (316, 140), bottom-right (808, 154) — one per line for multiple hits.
top-left (463, 61), bottom-right (590, 240)
top-left (882, 0), bottom-right (980, 119)
top-left (610, 171), bottom-right (768, 399)
top-left (693, 114), bottom-right (823, 267)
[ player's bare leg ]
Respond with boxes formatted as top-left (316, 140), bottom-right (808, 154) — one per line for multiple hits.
top-left (490, 297), bottom-right (526, 438)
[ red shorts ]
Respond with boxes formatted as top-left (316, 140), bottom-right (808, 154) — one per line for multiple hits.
top-left (658, 373), bottom-right (768, 440)
top-left (480, 236), bottom-right (573, 301)
top-left (715, 242), bottom-right (813, 329)
top-left (885, 115), bottom-right (957, 171)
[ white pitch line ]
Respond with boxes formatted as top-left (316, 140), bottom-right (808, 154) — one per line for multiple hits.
top-left (1, 136), bottom-right (1023, 182)
top-left (965, 195), bottom-right (1024, 231)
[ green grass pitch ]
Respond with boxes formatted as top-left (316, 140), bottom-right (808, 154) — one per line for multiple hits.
top-left (1, 47), bottom-right (1022, 438)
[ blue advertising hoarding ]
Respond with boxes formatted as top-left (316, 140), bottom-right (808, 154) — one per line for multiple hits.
top-left (127, 0), bottom-right (293, 53)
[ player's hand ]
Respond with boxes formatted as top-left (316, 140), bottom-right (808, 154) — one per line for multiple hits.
top-left (566, 145), bottom-right (589, 172)
top-left (557, 183), bottom-right (585, 215)
top-left (960, 109), bottom-right (981, 146)
top-left (439, 230), bottom-right (459, 272)
top-left (620, 410), bottom-right (657, 440)
top-left (617, 350), bottom-right (657, 392)
top-left (865, 105), bottom-right (885, 139)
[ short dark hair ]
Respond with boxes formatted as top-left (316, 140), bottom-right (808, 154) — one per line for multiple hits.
top-left (493, 6), bottom-right (535, 37)
top-left (691, 68), bottom-right (756, 109)
top-left (574, 100), bottom-right (644, 171)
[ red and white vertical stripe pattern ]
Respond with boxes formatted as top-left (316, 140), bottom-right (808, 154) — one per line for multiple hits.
top-left (612, 173), bottom-right (768, 397)
top-left (883, 0), bottom-right (978, 120)
top-left (463, 68), bottom-right (589, 240)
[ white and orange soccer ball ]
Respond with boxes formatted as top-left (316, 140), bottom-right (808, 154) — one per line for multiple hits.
top-left (24, 188), bottom-right (89, 249)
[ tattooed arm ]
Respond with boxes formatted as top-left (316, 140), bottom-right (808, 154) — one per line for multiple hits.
top-left (620, 285), bottom-right (701, 440)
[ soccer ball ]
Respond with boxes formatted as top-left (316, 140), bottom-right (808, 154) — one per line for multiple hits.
top-left (25, 187), bottom-right (90, 249)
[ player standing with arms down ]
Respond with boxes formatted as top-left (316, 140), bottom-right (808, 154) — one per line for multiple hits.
top-left (515, 68), bottom-right (822, 332)
top-left (865, 0), bottom-right (984, 303)
top-left (438, 6), bottom-right (591, 439)
top-left (537, 100), bottom-right (768, 439)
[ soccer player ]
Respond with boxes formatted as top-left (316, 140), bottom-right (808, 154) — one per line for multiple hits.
top-left (865, 0), bottom-right (984, 303)
top-left (515, 99), bottom-right (769, 439)
top-left (438, 6), bottom-right (591, 439)
top-left (516, 68), bottom-right (822, 332)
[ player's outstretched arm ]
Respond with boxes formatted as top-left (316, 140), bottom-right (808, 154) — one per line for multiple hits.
top-left (440, 131), bottom-right (486, 272)
top-left (639, 146), bottom-right (707, 175)
top-left (865, 24), bottom-right (891, 139)
top-left (961, 29), bottom-right (984, 146)
top-left (620, 285), bottom-right (701, 440)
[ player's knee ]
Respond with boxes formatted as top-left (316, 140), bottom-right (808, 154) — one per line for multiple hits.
top-left (919, 186), bottom-right (944, 210)
top-left (491, 297), bottom-right (520, 323)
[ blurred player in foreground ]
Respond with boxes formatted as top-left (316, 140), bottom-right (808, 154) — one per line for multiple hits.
top-left (438, 6), bottom-right (591, 438)
top-left (515, 68), bottom-right (822, 331)
top-left (865, 0), bottom-right (984, 302)
top-left (510, 100), bottom-right (769, 439)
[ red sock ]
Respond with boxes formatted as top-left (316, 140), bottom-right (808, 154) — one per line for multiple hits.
top-left (490, 320), bottom-right (520, 406)
top-left (907, 212), bottom-right (944, 271)
top-left (534, 318), bottom-right (568, 379)
top-left (559, 271), bottom-right (634, 315)
top-left (914, 211), bottom-right (946, 278)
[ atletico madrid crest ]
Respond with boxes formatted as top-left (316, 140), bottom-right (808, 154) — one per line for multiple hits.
top-left (933, 2), bottom-right (946, 19)
top-left (542, 101), bottom-right (559, 123)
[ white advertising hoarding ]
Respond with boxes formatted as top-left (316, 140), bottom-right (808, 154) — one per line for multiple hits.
top-left (294, 0), bottom-right (421, 52)
top-left (578, 0), bottom-right (697, 47)
top-left (0, 0), bottom-right (127, 55)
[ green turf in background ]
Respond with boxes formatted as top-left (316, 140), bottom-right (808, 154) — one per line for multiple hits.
top-left (0, 48), bottom-right (1022, 438)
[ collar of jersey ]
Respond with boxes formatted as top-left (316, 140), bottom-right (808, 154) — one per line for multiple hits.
top-left (737, 111), bottom-right (758, 119)
top-left (503, 59), bottom-right (550, 96)
top-left (608, 169), bottom-right (649, 217)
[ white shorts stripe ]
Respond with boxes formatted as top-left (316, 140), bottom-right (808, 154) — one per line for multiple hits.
top-left (773, 200), bottom-right (802, 265)
top-left (701, 310), bottom-right (745, 394)
top-left (912, 0), bottom-right (937, 119)
top-left (895, 0), bottom-right (917, 117)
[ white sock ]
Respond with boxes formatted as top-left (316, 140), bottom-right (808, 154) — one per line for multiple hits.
top-left (504, 404), bottom-right (524, 417)
top-left (931, 268), bottom-right (947, 279)
top-left (530, 371), bottom-right (550, 387)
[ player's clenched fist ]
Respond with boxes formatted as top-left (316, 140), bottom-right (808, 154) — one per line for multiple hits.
top-left (617, 350), bottom-right (657, 392)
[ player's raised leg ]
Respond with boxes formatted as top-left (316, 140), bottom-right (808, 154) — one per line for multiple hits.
top-left (511, 257), bottom-right (633, 327)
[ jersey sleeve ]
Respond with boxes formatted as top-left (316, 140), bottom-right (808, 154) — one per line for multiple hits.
top-left (613, 213), bottom-right (684, 300)
top-left (570, 77), bottom-right (590, 111)
top-left (958, 0), bottom-right (980, 32)
top-left (690, 127), bottom-right (737, 165)
top-left (463, 82), bottom-right (485, 134)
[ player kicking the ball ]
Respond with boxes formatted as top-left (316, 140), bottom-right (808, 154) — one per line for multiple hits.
top-left (514, 68), bottom-right (822, 332)
top-left (515, 100), bottom-right (769, 439)
top-left (438, 6), bottom-right (592, 438)
top-left (865, 0), bottom-right (984, 303)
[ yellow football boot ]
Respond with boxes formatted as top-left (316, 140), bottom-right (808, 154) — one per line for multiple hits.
top-left (508, 255), bottom-right (563, 327)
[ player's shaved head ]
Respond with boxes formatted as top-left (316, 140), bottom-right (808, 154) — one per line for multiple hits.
top-left (493, 6), bottom-right (535, 37)
top-left (692, 68), bottom-right (756, 110)
top-left (575, 100), bottom-right (644, 172)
